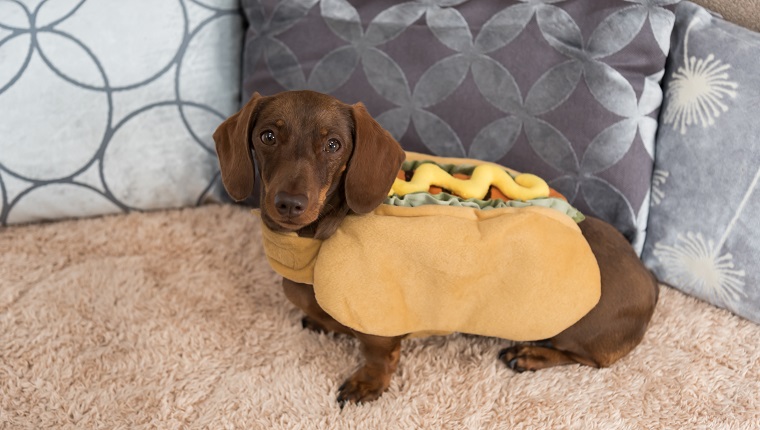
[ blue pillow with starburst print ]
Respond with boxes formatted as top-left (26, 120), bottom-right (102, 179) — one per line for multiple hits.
top-left (642, 1), bottom-right (760, 324)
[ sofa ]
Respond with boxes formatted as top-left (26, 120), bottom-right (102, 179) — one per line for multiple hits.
top-left (1, 1), bottom-right (759, 428)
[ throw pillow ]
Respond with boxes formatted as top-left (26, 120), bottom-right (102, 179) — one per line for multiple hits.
top-left (641, 1), bottom-right (760, 324)
top-left (0, 0), bottom-right (242, 225)
top-left (240, 0), bottom-right (677, 252)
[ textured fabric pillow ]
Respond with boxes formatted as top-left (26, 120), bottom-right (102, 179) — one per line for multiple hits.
top-left (0, 0), bottom-right (242, 225)
top-left (241, 0), bottom-right (677, 251)
top-left (641, 1), bottom-right (760, 324)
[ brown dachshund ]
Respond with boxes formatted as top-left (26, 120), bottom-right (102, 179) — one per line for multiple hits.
top-left (213, 90), bottom-right (659, 407)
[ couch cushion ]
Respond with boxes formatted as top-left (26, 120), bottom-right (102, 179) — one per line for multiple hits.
top-left (241, 0), bottom-right (677, 252)
top-left (641, 1), bottom-right (760, 324)
top-left (0, 0), bottom-right (242, 225)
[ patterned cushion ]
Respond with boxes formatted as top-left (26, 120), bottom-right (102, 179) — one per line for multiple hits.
top-left (241, 0), bottom-right (678, 251)
top-left (642, 1), bottom-right (760, 324)
top-left (0, 0), bottom-right (242, 225)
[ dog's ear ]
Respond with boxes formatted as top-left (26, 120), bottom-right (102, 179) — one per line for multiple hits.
top-left (345, 102), bottom-right (406, 214)
top-left (213, 92), bottom-right (263, 201)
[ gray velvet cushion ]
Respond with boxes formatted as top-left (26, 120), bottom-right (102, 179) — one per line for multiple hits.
top-left (642, 1), bottom-right (760, 324)
top-left (241, 0), bottom-right (677, 251)
top-left (0, 0), bottom-right (242, 225)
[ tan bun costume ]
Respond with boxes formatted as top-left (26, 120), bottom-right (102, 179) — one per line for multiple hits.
top-left (260, 152), bottom-right (601, 341)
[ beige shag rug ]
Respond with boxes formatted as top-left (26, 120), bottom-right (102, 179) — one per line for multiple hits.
top-left (695, 0), bottom-right (760, 32)
top-left (1, 204), bottom-right (759, 429)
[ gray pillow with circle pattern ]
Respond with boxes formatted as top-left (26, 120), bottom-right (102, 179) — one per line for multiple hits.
top-left (0, 0), bottom-right (242, 225)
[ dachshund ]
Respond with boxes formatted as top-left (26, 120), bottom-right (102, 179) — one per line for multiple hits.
top-left (213, 90), bottom-right (659, 407)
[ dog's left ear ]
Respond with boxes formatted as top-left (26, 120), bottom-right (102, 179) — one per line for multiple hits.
top-left (213, 92), bottom-right (263, 201)
top-left (345, 103), bottom-right (406, 214)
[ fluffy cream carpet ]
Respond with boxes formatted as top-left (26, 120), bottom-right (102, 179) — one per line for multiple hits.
top-left (1, 204), bottom-right (759, 429)
top-left (696, 0), bottom-right (760, 32)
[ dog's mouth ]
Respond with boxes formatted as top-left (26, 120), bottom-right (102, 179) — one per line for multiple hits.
top-left (262, 204), bottom-right (320, 233)
top-left (274, 218), bottom-right (309, 230)
top-left (265, 214), bottom-right (313, 231)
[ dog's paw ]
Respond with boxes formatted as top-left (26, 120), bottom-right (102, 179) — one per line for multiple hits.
top-left (499, 342), bottom-right (579, 373)
top-left (499, 346), bottom-right (534, 373)
top-left (301, 316), bottom-right (328, 334)
top-left (336, 368), bottom-right (390, 408)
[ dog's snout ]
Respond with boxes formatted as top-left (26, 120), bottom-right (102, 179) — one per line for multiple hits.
top-left (274, 192), bottom-right (308, 217)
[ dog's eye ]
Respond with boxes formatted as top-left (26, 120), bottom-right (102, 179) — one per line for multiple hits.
top-left (260, 131), bottom-right (276, 145)
top-left (325, 138), bottom-right (341, 153)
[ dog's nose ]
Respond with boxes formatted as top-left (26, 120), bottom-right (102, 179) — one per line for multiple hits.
top-left (274, 192), bottom-right (308, 217)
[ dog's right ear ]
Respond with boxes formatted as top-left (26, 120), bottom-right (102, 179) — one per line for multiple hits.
top-left (213, 92), bottom-right (263, 201)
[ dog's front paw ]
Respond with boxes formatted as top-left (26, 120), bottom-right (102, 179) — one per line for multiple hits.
top-left (301, 316), bottom-right (328, 334)
top-left (336, 367), bottom-right (390, 407)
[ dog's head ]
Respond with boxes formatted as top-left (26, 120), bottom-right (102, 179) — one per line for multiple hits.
top-left (213, 90), bottom-right (405, 233)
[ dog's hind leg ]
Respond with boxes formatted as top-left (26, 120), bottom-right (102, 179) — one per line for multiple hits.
top-left (499, 217), bottom-right (659, 373)
top-left (498, 341), bottom-right (598, 372)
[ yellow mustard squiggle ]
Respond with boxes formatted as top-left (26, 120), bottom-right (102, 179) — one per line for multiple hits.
top-left (388, 163), bottom-right (550, 201)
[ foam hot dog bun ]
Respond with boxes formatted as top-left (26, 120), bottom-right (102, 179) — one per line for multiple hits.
top-left (259, 153), bottom-right (601, 341)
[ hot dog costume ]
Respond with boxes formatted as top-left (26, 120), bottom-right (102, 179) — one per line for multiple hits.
top-left (259, 152), bottom-right (601, 341)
